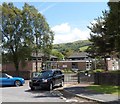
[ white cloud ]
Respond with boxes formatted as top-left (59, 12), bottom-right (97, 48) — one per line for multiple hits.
top-left (52, 23), bottom-right (71, 34)
top-left (40, 3), bottom-right (57, 14)
top-left (51, 23), bottom-right (90, 44)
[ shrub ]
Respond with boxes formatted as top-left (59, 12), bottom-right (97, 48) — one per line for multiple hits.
top-left (93, 69), bottom-right (105, 73)
top-left (61, 69), bottom-right (74, 73)
top-left (107, 70), bottom-right (120, 74)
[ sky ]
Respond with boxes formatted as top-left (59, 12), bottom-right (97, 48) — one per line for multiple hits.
top-left (0, 0), bottom-right (109, 44)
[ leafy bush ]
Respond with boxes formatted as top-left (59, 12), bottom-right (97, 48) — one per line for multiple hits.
top-left (61, 69), bottom-right (74, 73)
top-left (107, 70), bottom-right (120, 74)
top-left (93, 69), bottom-right (105, 73)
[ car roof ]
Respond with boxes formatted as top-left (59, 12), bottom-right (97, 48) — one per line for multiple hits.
top-left (42, 69), bottom-right (61, 72)
top-left (32, 69), bottom-right (61, 74)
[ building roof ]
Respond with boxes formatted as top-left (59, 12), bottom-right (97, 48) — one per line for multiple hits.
top-left (31, 53), bottom-right (44, 57)
top-left (68, 52), bottom-right (89, 58)
top-left (31, 52), bottom-right (58, 59)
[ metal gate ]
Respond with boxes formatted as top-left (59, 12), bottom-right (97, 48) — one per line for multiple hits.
top-left (64, 73), bottom-right (94, 84)
top-left (64, 73), bottom-right (78, 83)
top-left (78, 72), bottom-right (94, 84)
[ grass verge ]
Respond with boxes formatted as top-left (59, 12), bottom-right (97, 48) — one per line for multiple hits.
top-left (87, 85), bottom-right (120, 95)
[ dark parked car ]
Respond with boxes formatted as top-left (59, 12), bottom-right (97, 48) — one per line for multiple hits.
top-left (29, 69), bottom-right (64, 91)
top-left (0, 73), bottom-right (25, 87)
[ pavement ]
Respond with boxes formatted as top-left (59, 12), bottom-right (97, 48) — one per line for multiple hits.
top-left (63, 83), bottom-right (120, 104)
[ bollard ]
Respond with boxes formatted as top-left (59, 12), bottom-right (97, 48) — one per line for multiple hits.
top-left (78, 72), bottom-right (80, 83)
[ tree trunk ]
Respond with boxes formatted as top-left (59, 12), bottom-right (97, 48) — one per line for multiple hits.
top-left (35, 35), bottom-right (38, 72)
top-left (118, 54), bottom-right (120, 70)
top-left (104, 56), bottom-right (108, 71)
top-left (14, 61), bottom-right (19, 76)
top-left (13, 54), bottom-right (20, 76)
top-left (35, 49), bottom-right (38, 72)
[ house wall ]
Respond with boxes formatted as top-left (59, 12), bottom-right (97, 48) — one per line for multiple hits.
top-left (107, 60), bottom-right (113, 70)
top-left (2, 61), bottom-right (33, 71)
top-left (57, 61), bottom-right (72, 69)
top-left (78, 62), bottom-right (86, 70)
top-left (107, 59), bottom-right (119, 70)
top-left (32, 61), bottom-right (42, 72)
top-left (57, 61), bottom-right (87, 70)
top-left (2, 63), bottom-right (15, 71)
top-left (2, 60), bottom-right (90, 72)
top-left (1, 61), bottom-right (43, 79)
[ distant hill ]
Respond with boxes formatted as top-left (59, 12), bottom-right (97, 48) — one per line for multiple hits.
top-left (53, 40), bottom-right (92, 53)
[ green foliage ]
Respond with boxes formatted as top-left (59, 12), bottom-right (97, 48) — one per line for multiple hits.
top-left (2, 2), bottom-right (33, 71)
top-left (93, 69), bottom-right (105, 73)
top-left (51, 49), bottom-right (64, 60)
top-left (61, 69), bottom-right (74, 74)
top-left (2, 3), bottom-right (54, 72)
top-left (87, 9), bottom-right (117, 70)
top-left (63, 49), bottom-right (74, 58)
top-left (87, 85), bottom-right (119, 95)
top-left (87, 2), bottom-right (120, 70)
top-left (107, 70), bottom-right (120, 74)
top-left (79, 46), bottom-right (89, 52)
top-left (53, 40), bottom-right (91, 57)
top-left (107, 2), bottom-right (120, 52)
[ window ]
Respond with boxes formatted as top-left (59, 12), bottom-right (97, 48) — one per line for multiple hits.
top-left (58, 71), bottom-right (62, 75)
top-left (86, 62), bottom-right (91, 69)
top-left (0, 73), bottom-right (7, 78)
top-left (53, 70), bottom-right (62, 76)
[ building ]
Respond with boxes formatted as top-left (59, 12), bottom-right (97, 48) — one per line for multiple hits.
top-left (2, 52), bottom-right (92, 71)
top-left (1, 53), bottom-right (58, 79)
top-left (57, 52), bottom-right (92, 71)
top-left (107, 58), bottom-right (119, 70)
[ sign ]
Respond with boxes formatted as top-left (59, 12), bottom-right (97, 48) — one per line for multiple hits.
top-left (63, 65), bottom-right (67, 68)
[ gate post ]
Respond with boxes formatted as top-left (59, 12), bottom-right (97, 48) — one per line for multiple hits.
top-left (78, 71), bottom-right (80, 83)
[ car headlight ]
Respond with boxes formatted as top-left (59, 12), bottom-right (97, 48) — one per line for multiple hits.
top-left (22, 78), bottom-right (24, 81)
top-left (29, 80), bottom-right (32, 82)
top-left (42, 79), bottom-right (48, 83)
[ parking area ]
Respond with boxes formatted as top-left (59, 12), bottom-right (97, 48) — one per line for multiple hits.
top-left (1, 80), bottom-right (64, 102)
top-left (0, 80), bottom-right (97, 103)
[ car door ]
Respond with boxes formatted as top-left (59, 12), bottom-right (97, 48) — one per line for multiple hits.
top-left (2, 74), bottom-right (12, 86)
top-left (53, 71), bottom-right (59, 86)
top-left (0, 73), bottom-right (2, 86)
top-left (56, 71), bottom-right (63, 85)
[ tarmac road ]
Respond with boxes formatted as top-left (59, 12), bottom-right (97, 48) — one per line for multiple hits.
top-left (0, 81), bottom-right (98, 104)
top-left (1, 81), bottom-right (64, 102)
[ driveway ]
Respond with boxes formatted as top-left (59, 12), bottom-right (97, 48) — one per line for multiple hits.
top-left (0, 80), bottom-right (97, 103)
top-left (1, 81), bottom-right (64, 102)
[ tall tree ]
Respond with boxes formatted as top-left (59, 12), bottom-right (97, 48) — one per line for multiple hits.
top-left (2, 3), bottom-right (54, 73)
top-left (87, 11), bottom-right (115, 70)
top-left (23, 4), bottom-right (54, 71)
top-left (2, 3), bottom-right (33, 74)
top-left (107, 2), bottom-right (120, 53)
top-left (106, 1), bottom-right (120, 69)
top-left (88, 1), bottom-right (120, 70)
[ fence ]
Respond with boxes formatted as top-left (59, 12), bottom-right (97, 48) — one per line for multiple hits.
top-left (64, 73), bottom-right (94, 84)
top-left (64, 74), bottom-right (78, 83)
top-left (94, 72), bottom-right (120, 85)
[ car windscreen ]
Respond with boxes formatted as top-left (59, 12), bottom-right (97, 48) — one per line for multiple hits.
top-left (0, 73), bottom-right (13, 78)
top-left (32, 71), bottom-right (53, 78)
top-left (5, 74), bottom-right (13, 78)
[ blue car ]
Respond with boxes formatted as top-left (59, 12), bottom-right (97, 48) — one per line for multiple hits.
top-left (0, 73), bottom-right (25, 87)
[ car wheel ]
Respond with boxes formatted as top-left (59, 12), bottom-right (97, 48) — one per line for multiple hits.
top-left (48, 83), bottom-right (53, 91)
top-left (14, 80), bottom-right (21, 87)
top-left (60, 80), bottom-right (64, 87)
